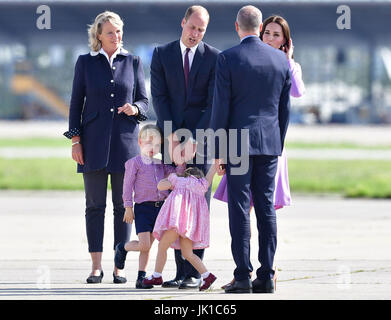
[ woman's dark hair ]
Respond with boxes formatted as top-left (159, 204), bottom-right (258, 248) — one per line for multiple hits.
top-left (260, 15), bottom-right (291, 49)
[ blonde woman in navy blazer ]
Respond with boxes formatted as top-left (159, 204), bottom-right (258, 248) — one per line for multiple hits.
top-left (63, 11), bottom-right (148, 284)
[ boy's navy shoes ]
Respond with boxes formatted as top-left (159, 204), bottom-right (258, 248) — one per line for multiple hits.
top-left (136, 278), bottom-right (153, 289)
top-left (114, 242), bottom-right (127, 270)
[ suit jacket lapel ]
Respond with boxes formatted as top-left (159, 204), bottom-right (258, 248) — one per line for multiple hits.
top-left (96, 54), bottom-right (114, 78)
top-left (186, 41), bottom-right (205, 101)
top-left (171, 41), bottom-right (186, 93)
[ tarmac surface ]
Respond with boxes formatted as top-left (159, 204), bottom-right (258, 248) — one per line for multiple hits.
top-left (1, 191), bottom-right (391, 300)
top-left (1, 121), bottom-right (390, 301)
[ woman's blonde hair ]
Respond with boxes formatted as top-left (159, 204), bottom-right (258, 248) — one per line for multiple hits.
top-left (88, 11), bottom-right (124, 52)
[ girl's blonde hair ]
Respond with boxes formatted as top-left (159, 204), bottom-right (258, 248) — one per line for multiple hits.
top-left (178, 167), bottom-right (205, 179)
top-left (88, 11), bottom-right (124, 52)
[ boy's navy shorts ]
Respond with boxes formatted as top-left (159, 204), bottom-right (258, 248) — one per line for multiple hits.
top-left (134, 201), bottom-right (164, 234)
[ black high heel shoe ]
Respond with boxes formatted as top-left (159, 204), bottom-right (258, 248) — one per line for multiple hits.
top-left (86, 270), bottom-right (104, 284)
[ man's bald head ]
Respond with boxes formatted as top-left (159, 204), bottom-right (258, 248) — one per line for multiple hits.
top-left (184, 5), bottom-right (210, 23)
top-left (236, 5), bottom-right (262, 33)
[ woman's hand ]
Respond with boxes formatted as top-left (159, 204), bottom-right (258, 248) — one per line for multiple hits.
top-left (285, 38), bottom-right (294, 60)
top-left (123, 207), bottom-right (134, 224)
top-left (215, 158), bottom-right (226, 176)
top-left (71, 138), bottom-right (84, 165)
top-left (118, 103), bottom-right (138, 116)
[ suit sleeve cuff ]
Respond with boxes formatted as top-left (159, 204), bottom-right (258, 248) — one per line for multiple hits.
top-left (63, 128), bottom-right (81, 139)
top-left (133, 104), bottom-right (148, 122)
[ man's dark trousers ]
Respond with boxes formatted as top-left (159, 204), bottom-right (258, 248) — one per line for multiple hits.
top-left (226, 155), bottom-right (278, 281)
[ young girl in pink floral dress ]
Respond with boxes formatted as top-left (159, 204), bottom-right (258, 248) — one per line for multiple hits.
top-left (143, 166), bottom-right (217, 291)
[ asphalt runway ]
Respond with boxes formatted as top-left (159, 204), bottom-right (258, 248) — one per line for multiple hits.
top-left (1, 121), bottom-right (390, 300)
top-left (1, 191), bottom-right (390, 300)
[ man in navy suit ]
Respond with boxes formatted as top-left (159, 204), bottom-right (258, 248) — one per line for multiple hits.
top-left (151, 5), bottom-right (219, 289)
top-left (210, 5), bottom-right (291, 293)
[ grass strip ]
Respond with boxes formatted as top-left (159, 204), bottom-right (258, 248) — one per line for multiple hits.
top-left (1, 158), bottom-right (390, 198)
top-left (1, 138), bottom-right (391, 150)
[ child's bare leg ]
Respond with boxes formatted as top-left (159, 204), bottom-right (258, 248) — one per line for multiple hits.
top-left (138, 233), bottom-right (155, 271)
top-left (155, 229), bottom-right (179, 274)
top-left (124, 239), bottom-right (140, 251)
top-left (179, 237), bottom-right (207, 275)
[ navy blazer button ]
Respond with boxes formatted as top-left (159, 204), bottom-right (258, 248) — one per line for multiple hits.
top-left (110, 108), bottom-right (114, 112)
top-left (111, 93), bottom-right (114, 97)
top-left (110, 79), bottom-right (114, 83)
top-left (112, 66), bottom-right (116, 70)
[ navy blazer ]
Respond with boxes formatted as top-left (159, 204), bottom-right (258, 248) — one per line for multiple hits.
top-left (65, 49), bottom-right (148, 173)
top-left (151, 40), bottom-right (220, 138)
top-left (210, 36), bottom-right (291, 158)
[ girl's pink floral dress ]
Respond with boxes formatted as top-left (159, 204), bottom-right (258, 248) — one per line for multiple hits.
top-left (153, 173), bottom-right (210, 249)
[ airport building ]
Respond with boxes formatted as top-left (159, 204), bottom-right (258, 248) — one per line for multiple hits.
top-left (1, 0), bottom-right (391, 124)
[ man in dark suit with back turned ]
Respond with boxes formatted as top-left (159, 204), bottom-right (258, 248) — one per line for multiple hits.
top-left (151, 5), bottom-right (219, 289)
top-left (210, 5), bottom-right (291, 294)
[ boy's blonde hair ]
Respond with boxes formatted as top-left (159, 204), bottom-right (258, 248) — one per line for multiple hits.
top-left (138, 124), bottom-right (162, 141)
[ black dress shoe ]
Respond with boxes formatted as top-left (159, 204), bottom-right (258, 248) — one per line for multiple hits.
top-left (224, 279), bottom-right (252, 293)
top-left (136, 278), bottom-right (153, 289)
top-left (86, 271), bottom-right (104, 284)
top-left (178, 277), bottom-right (201, 289)
top-left (114, 243), bottom-right (127, 270)
top-left (252, 278), bottom-right (275, 293)
top-left (162, 278), bottom-right (183, 288)
top-left (113, 272), bottom-right (127, 284)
